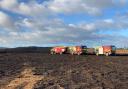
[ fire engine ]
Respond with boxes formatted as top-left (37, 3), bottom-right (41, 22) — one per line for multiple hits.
top-left (50, 46), bottom-right (66, 54)
top-left (95, 45), bottom-right (116, 56)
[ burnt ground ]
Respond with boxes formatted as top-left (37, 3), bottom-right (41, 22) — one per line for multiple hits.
top-left (0, 52), bottom-right (128, 89)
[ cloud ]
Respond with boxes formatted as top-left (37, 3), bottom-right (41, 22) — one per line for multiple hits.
top-left (18, 2), bottom-right (51, 16)
top-left (0, 0), bottom-right (127, 17)
top-left (0, 11), bottom-right (16, 31)
top-left (47, 0), bottom-right (115, 15)
top-left (97, 16), bottom-right (128, 30)
top-left (0, 0), bottom-right (50, 16)
top-left (15, 17), bottom-right (116, 44)
top-left (0, 0), bottom-right (128, 47)
top-left (0, 0), bottom-right (116, 16)
top-left (1, 13), bottom-right (128, 47)
top-left (119, 0), bottom-right (127, 6)
top-left (0, 0), bottom-right (18, 9)
top-left (0, 15), bottom-right (106, 46)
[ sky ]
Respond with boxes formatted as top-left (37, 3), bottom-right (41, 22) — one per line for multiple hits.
top-left (0, 0), bottom-right (128, 48)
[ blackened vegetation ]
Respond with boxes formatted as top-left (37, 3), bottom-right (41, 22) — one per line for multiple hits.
top-left (0, 47), bottom-right (51, 53)
top-left (0, 47), bottom-right (128, 89)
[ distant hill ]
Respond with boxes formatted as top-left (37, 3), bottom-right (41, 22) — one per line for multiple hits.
top-left (0, 47), bottom-right (8, 49)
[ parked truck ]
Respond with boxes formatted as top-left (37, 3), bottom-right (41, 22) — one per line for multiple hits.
top-left (67, 46), bottom-right (82, 55)
top-left (116, 49), bottom-right (128, 55)
top-left (50, 46), bottom-right (66, 54)
top-left (95, 45), bottom-right (116, 56)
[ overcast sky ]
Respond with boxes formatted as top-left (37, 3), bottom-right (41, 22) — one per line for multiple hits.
top-left (0, 0), bottom-right (128, 47)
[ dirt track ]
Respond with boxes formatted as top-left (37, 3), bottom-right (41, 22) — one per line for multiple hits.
top-left (0, 53), bottom-right (128, 89)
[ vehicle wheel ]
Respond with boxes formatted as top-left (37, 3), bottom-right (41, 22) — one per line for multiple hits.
top-left (105, 53), bottom-right (109, 56)
top-left (51, 51), bottom-right (54, 54)
top-left (77, 52), bottom-right (81, 55)
top-left (96, 53), bottom-right (99, 56)
top-left (71, 51), bottom-right (74, 55)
